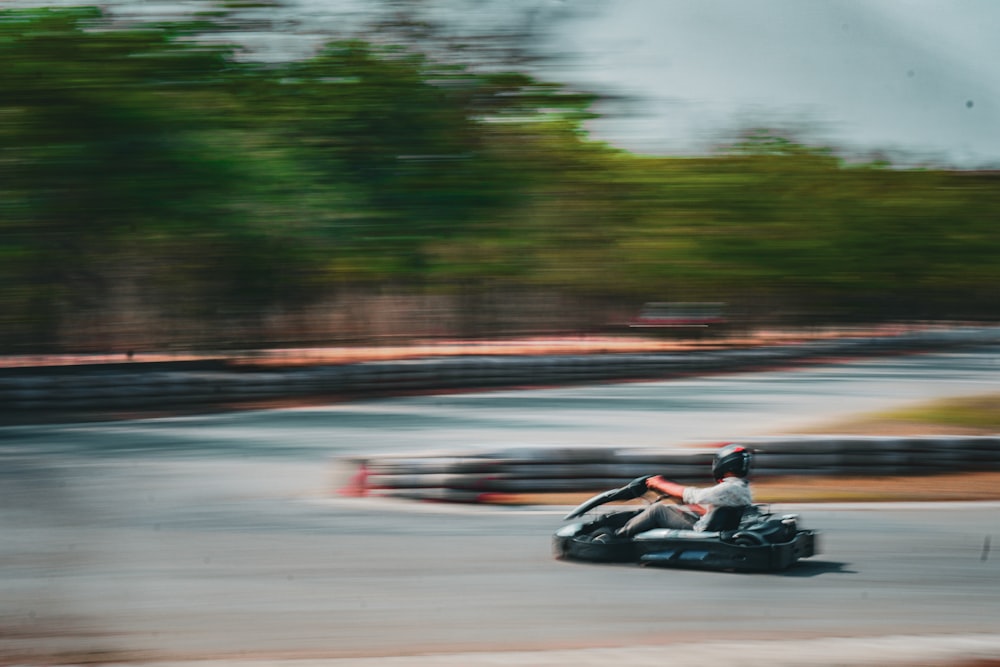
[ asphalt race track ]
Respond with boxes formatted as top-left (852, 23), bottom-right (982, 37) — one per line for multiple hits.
top-left (2, 346), bottom-right (1000, 665)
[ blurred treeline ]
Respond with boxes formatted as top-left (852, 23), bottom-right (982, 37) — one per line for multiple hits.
top-left (2, 7), bottom-right (998, 353)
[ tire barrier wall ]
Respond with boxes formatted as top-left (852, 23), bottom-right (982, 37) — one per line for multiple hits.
top-left (2, 326), bottom-right (999, 412)
top-left (335, 436), bottom-right (1000, 503)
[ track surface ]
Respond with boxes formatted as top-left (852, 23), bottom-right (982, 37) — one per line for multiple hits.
top-left (2, 346), bottom-right (999, 663)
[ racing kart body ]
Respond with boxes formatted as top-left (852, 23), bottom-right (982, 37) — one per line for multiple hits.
top-left (553, 476), bottom-right (819, 572)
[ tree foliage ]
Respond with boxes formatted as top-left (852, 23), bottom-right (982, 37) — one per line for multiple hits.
top-left (1, 7), bottom-right (997, 350)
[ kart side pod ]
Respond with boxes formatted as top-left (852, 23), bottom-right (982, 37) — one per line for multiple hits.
top-left (554, 510), bottom-right (818, 572)
top-left (633, 515), bottom-right (818, 571)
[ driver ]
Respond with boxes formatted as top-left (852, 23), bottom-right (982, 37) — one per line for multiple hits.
top-left (601, 444), bottom-right (754, 540)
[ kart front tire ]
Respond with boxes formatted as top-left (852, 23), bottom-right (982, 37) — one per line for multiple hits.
top-left (563, 535), bottom-right (636, 563)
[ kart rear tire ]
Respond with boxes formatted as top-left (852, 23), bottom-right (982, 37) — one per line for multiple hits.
top-left (730, 531), bottom-right (767, 547)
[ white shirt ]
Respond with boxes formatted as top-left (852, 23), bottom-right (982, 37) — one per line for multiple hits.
top-left (682, 477), bottom-right (753, 531)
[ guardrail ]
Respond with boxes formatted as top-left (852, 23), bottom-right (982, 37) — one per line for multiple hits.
top-left (2, 326), bottom-right (998, 412)
top-left (335, 436), bottom-right (1000, 503)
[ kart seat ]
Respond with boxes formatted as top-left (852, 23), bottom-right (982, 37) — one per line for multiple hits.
top-left (702, 505), bottom-right (748, 532)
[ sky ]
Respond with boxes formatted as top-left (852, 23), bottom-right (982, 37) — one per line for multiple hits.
top-left (9, 0), bottom-right (1000, 167)
top-left (533, 0), bottom-right (1000, 167)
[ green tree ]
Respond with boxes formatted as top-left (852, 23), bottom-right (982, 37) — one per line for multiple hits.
top-left (0, 7), bottom-right (254, 347)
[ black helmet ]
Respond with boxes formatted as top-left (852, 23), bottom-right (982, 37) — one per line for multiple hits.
top-left (712, 444), bottom-right (753, 481)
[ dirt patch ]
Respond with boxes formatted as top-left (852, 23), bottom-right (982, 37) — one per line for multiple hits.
top-left (751, 471), bottom-right (1000, 503)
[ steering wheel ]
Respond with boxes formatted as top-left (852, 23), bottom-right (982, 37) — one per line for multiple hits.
top-left (625, 475), bottom-right (653, 499)
top-left (624, 475), bottom-right (685, 507)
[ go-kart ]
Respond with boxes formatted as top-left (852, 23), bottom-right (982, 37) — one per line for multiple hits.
top-left (553, 476), bottom-right (819, 572)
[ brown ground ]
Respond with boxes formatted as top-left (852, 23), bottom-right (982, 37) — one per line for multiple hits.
top-left (0, 324), bottom-right (938, 368)
top-left (752, 470), bottom-right (1000, 503)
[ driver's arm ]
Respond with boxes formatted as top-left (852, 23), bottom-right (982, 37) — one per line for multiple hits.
top-left (645, 475), bottom-right (688, 498)
top-left (646, 476), bottom-right (708, 515)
